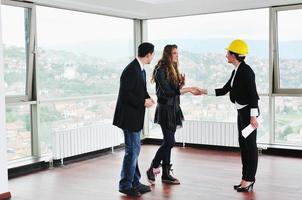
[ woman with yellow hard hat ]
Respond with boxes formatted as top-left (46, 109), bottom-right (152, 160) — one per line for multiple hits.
top-left (203, 39), bottom-right (260, 192)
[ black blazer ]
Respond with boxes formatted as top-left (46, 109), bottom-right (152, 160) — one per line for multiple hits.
top-left (215, 61), bottom-right (259, 109)
top-left (113, 59), bottom-right (150, 132)
top-left (153, 66), bottom-right (184, 131)
top-left (154, 67), bottom-right (181, 104)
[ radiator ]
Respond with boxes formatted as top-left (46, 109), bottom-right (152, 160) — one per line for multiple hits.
top-left (52, 124), bottom-right (122, 162)
top-left (175, 121), bottom-right (239, 147)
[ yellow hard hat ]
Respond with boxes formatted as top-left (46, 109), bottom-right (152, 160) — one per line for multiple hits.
top-left (226, 39), bottom-right (249, 55)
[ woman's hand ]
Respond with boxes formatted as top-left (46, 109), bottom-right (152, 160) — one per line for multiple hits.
top-left (144, 98), bottom-right (155, 108)
top-left (250, 116), bottom-right (259, 129)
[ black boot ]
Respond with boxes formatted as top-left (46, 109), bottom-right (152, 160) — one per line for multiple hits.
top-left (161, 164), bottom-right (180, 185)
top-left (146, 162), bottom-right (160, 185)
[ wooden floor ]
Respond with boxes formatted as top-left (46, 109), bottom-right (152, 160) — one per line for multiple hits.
top-left (8, 145), bottom-right (302, 200)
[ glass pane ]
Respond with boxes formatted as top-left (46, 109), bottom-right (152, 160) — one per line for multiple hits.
top-left (1, 5), bottom-right (28, 96)
top-left (147, 9), bottom-right (269, 138)
top-left (6, 105), bottom-right (32, 160)
top-left (39, 95), bottom-right (119, 154)
top-left (278, 9), bottom-right (302, 89)
top-left (147, 8), bottom-right (269, 94)
top-left (36, 6), bottom-right (134, 98)
top-left (275, 97), bottom-right (302, 145)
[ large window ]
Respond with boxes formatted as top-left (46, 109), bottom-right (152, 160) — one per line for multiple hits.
top-left (2, 3), bottom-right (134, 162)
top-left (273, 6), bottom-right (302, 145)
top-left (147, 9), bottom-right (269, 141)
top-left (147, 9), bottom-right (269, 93)
top-left (36, 6), bottom-right (134, 154)
top-left (1, 3), bottom-right (35, 161)
top-left (277, 9), bottom-right (302, 89)
top-left (36, 6), bottom-right (134, 99)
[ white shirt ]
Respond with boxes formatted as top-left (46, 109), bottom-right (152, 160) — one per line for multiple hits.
top-left (230, 62), bottom-right (240, 88)
top-left (208, 62), bottom-right (258, 117)
top-left (136, 57), bottom-right (145, 71)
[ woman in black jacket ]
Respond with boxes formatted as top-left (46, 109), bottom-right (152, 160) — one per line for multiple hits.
top-left (146, 44), bottom-right (201, 185)
top-left (203, 39), bottom-right (260, 192)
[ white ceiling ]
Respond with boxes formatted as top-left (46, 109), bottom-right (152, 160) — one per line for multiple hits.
top-left (29, 0), bottom-right (302, 19)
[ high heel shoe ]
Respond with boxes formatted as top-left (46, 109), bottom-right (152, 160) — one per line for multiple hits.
top-left (233, 184), bottom-right (241, 190)
top-left (237, 182), bottom-right (255, 192)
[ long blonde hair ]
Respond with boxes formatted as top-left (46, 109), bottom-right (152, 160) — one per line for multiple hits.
top-left (151, 44), bottom-right (181, 86)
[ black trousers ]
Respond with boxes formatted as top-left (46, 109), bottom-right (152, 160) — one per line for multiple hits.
top-left (152, 124), bottom-right (176, 168)
top-left (237, 106), bottom-right (258, 182)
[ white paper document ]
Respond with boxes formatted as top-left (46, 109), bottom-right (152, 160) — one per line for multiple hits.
top-left (242, 124), bottom-right (256, 138)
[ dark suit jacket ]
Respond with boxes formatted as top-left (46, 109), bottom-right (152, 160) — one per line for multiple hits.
top-left (113, 58), bottom-right (150, 132)
top-left (153, 66), bottom-right (183, 132)
top-left (215, 61), bottom-right (259, 109)
top-left (154, 67), bottom-right (181, 104)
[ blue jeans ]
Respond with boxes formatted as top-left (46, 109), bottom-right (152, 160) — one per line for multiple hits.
top-left (119, 129), bottom-right (141, 190)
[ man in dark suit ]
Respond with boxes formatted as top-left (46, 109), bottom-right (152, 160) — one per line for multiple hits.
top-left (113, 42), bottom-right (155, 197)
top-left (203, 39), bottom-right (260, 192)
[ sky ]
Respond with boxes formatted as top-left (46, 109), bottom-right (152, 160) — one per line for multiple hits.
top-left (147, 9), bottom-right (269, 40)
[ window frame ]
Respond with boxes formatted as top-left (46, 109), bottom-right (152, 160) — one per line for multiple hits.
top-left (2, 0), bottom-right (35, 103)
top-left (272, 4), bottom-right (302, 95)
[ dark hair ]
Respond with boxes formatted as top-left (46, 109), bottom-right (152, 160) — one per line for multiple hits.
top-left (229, 51), bottom-right (246, 62)
top-left (151, 44), bottom-right (181, 86)
top-left (138, 42), bottom-right (154, 57)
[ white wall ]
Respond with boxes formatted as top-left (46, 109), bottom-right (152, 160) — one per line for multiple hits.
top-left (0, 3), bottom-right (9, 195)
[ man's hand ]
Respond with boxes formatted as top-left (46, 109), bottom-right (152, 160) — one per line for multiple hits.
top-left (144, 98), bottom-right (155, 108)
top-left (250, 116), bottom-right (259, 129)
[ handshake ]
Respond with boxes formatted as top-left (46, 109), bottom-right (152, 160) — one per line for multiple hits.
top-left (144, 86), bottom-right (207, 108)
top-left (189, 87), bottom-right (206, 95)
top-left (183, 87), bottom-right (207, 96)
top-left (178, 74), bottom-right (207, 95)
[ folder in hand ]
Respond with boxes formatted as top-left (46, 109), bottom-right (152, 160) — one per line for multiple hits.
top-left (242, 124), bottom-right (256, 138)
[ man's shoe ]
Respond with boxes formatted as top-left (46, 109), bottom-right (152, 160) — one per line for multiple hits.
top-left (119, 187), bottom-right (141, 196)
top-left (135, 183), bottom-right (151, 194)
